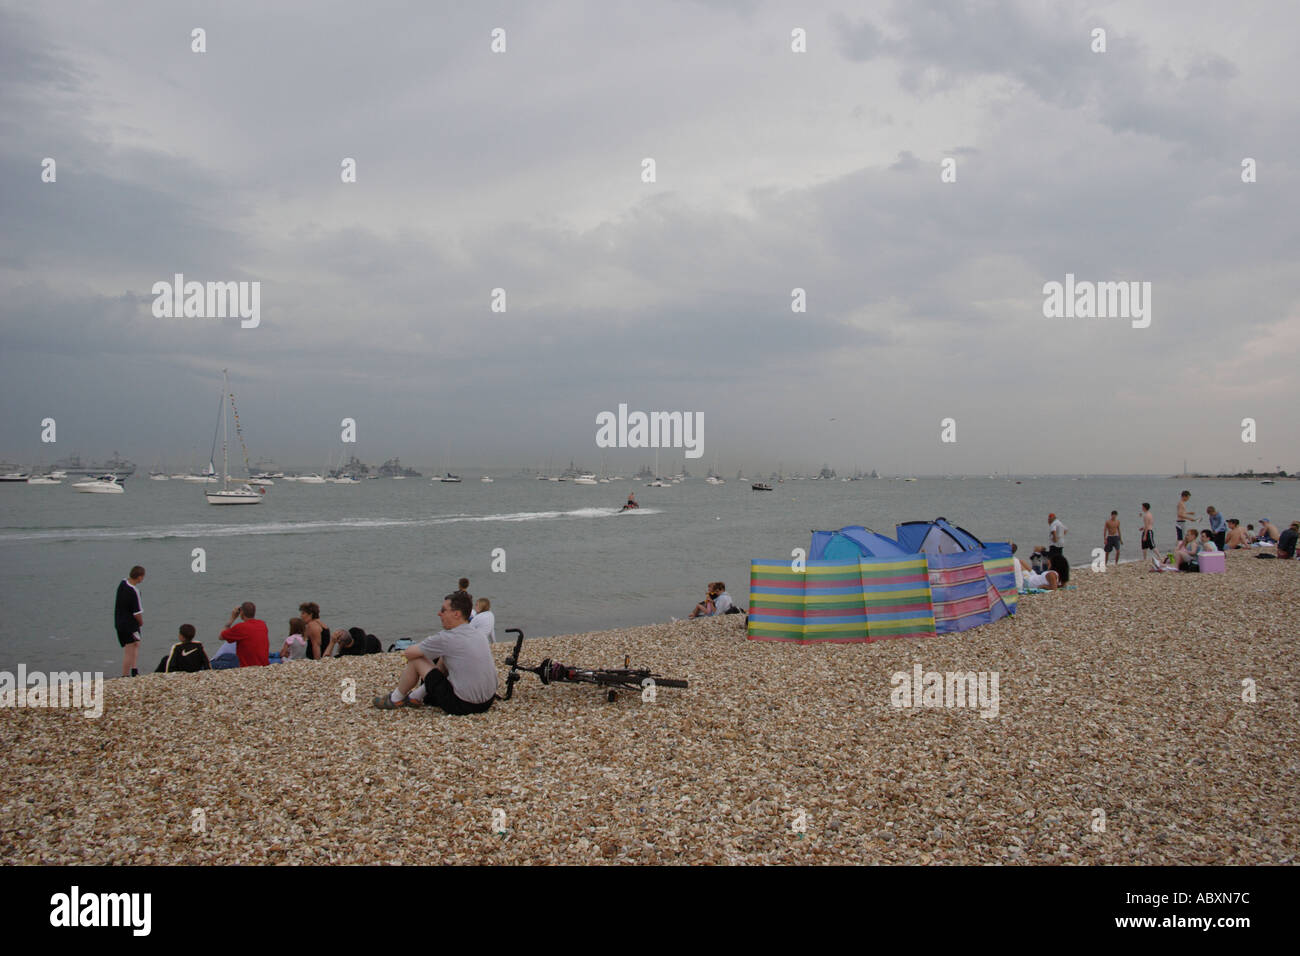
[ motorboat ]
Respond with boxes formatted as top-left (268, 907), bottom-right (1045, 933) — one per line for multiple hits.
top-left (295, 474), bottom-right (326, 484)
top-left (751, 482), bottom-right (772, 491)
top-left (573, 474), bottom-right (598, 484)
top-left (438, 473), bottom-right (462, 483)
top-left (27, 475), bottom-right (63, 485)
top-left (480, 476), bottom-right (494, 483)
top-left (73, 474), bottom-right (125, 494)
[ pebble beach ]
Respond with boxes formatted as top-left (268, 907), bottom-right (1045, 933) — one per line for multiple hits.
top-left (2, 550), bottom-right (1296, 865)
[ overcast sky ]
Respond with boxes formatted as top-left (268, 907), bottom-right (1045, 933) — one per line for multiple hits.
top-left (2, 0), bottom-right (1297, 476)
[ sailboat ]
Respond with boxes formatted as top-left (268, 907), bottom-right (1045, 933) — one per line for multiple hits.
top-left (646, 450), bottom-right (667, 487)
top-left (205, 370), bottom-right (263, 505)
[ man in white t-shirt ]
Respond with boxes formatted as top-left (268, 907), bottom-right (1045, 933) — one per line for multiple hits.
top-left (374, 592), bottom-right (497, 714)
top-left (1047, 513), bottom-right (1070, 585)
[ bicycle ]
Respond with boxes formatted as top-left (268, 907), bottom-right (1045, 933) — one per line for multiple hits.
top-left (499, 628), bottom-right (688, 703)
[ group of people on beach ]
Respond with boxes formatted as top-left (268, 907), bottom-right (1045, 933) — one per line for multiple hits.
top-left (114, 569), bottom-right (499, 689)
top-left (688, 581), bottom-right (741, 618)
top-left (1005, 491), bottom-right (1299, 590)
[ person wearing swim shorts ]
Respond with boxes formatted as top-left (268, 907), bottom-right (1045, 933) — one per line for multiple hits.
top-left (1140, 502), bottom-right (1157, 565)
top-left (1103, 510), bottom-right (1122, 567)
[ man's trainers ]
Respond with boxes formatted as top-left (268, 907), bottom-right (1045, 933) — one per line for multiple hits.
top-left (373, 693), bottom-right (414, 710)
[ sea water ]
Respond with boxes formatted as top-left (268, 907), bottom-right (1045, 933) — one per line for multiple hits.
top-left (1, 476), bottom-right (1295, 672)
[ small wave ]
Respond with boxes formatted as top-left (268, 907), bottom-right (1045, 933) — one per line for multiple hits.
top-left (0, 507), bottom-right (657, 543)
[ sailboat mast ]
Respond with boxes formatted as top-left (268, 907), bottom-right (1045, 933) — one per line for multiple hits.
top-left (222, 369), bottom-right (230, 486)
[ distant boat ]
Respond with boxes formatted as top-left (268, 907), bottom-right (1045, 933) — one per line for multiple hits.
top-left (0, 470), bottom-right (31, 483)
top-left (480, 476), bottom-right (493, 483)
top-left (1260, 479), bottom-right (1276, 485)
top-left (205, 370), bottom-right (263, 506)
top-left (296, 474), bottom-right (326, 484)
top-left (73, 474), bottom-right (124, 494)
top-left (573, 474), bottom-right (598, 484)
top-left (53, 453), bottom-right (137, 478)
top-left (27, 475), bottom-right (62, 485)
top-left (705, 476), bottom-right (725, 485)
top-left (438, 473), bottom-right (462, 483)
top-left (751, 482), bottom-right (773, 491)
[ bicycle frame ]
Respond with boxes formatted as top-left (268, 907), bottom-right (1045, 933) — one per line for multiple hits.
top-left (500, 628), bottom-right (686, 700)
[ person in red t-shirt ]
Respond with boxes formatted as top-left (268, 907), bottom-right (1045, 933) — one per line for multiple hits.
top-left (219, 601), bottom-right (270, 667)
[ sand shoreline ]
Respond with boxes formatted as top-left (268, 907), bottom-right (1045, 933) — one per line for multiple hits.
top-left (2, 550), bottom-right (1296, 865)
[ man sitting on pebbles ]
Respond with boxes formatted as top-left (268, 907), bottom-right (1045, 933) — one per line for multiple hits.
top-left (373, 591), bottom-right (497, 715)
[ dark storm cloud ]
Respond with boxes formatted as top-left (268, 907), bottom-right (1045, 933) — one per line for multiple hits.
top-left (1, 1), bottom-right (1298, 475)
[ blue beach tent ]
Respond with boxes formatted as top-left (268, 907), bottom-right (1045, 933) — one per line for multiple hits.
top-left (895, 518), bottom-right (984, 555)
top-left (809, 525), bottom-right (910, 560)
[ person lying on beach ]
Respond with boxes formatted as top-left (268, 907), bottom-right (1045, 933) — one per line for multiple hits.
top-left (1225, 519), bottom-right (1249, 550)
top-left (299, 602), bottom-right (331, 660)
top-left (1277, 522), bottom-right (1299, 560)
top-left (373, 592), bottom-right (497, 714)
top-left (1013, 545), bottom-right (1060, 590)
top-left (156, 623), bottom-right (211, 673)
top-left (1176, 530), bottom-right (1201, 571)
top-left (280, 618), bottom-right (308, 661)
top-left (324, 626), bottom-right (382, 657)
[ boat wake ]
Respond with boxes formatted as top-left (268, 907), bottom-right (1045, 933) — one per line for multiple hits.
top-left (0, 507), bottom-right (661, 542)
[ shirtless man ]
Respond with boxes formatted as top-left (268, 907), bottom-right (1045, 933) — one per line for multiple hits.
top-left (1258, 518), bottom-right (1281, 544)
top-left (1103, 510), bottom-right (1122, 567)
top-left (1176, 491), bottom-right (1196, 545)
top-left (1224, 519), bottom-right (1248, 549)
top-left (1140, 502), bottom-right (1157, 565)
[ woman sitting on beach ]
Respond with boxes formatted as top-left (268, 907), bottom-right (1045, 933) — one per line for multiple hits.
top-left (689, 582), bottom-right (721, 618)
top-left (280, 618), bottom-right (308, 661)
top-left (1176, 529), bottom-right (1201, 571)
top-left (1198, 530), bottom-right (1219, 553)
top-left (299, 602), bottom-right (331, 659)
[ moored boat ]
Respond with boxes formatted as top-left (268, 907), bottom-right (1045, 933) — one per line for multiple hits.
top-left (73, 474), bottom-right (125, 494)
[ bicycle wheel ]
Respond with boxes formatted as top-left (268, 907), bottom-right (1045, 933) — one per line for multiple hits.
top-left (649, 677), bottom-right (688, 689)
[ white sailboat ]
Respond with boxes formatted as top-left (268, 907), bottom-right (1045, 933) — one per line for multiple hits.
top-left (205, 370), bottom-right (263, 505)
